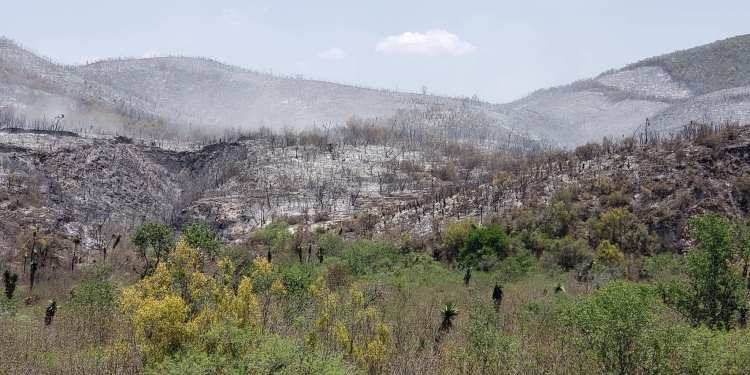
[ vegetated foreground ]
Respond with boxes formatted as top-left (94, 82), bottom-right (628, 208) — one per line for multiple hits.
top-left (3, 121), bottom-right (750, 374)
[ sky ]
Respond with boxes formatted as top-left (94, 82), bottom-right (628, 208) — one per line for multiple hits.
top-left (4, 0), bottom-right (750, 103)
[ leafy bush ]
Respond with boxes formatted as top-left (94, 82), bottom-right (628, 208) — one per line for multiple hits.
top-left (132, 222), bottom-right (175, 276)
top-left (588, 208), bottom-right (651, 254)
top-left (458, 308), bottom-right (519, 373)
top-left (341, 240), bottom-right (398, 276)
top-left (442, 218), bottom-right (477, 261)
top-left (493, 249), bottom-right (537, 283)
top-left (640, 253), bottom-right (684, 281)
top-left (181, 221), bottom-right (220, 259)
top-left (660, 214), bottom-right (746, 329)
top-left (245, 335), bottom-right (354, 374)
top-left (458, 224), bottom-right (511, 269)
top-left (70, 265), bottom-right (116, 311)
top-left (593, 240), bottom-right (625, 269)
top-left (540, 190), bottom-right (579, 237)
top-left (318, 232), bottom-right (345, 258)
top-left (120, 241), bottom-right (263, 362)
top-left (563, 281), bottom-right (663, 374)
top-left (251, 222), bottom-right (291, 255)
top-left (532, 232), bottom-right (591, 270)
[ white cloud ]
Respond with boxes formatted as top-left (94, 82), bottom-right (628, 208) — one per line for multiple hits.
top-left (375, 29), bottom-right (476, 57)
top-left (317, 47), bottom-right (347, 60)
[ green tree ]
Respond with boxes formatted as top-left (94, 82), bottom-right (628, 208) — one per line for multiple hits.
top-left (442, 218), bottom-right (477, 261)
top-left (589, 208), bottom-right (650, 254)
top-left (133, 222), bottom-right (175, 277)
top-left (661, 214), bottom-right (746, 329)
top-left (458, 224), bottom-right (511, 269)
top-left (594, 240), bottom-right (626, 268)
top-left (181, 221), bottom-right (220, 259)
top-left (563, 281), bottom-right (662, 374)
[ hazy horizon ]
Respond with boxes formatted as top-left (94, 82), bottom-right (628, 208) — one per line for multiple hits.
top-left (4, 0), bottom-right (750, 103)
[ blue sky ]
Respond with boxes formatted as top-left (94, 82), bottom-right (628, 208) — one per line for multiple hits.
top-left (5, 0), bottom-right (750, 102)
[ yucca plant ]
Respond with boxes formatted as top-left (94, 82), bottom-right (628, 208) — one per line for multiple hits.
top-left (3, 270), bottom-right (18, 299)
top-left (440, 302), bottom-right (459, 332)
top-left (492, 284), bottom-right (503, 311)
top-left (44, 300), bottom-right (57, 326)
top-left (29, 261), bottom-right (38, 290)
top-left (435, 302), bottom-right (459, 351)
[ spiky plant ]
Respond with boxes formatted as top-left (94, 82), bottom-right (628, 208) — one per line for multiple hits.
top-left (44, 300), bottom-right (57, 325)
top-left (435, 302), bottom-right (459, 351)
top-left (29, 261), bottom-right (38, 290)
top-left (3, 270), bottom-right (18, 299)
top-left (440, 302), bottom-right (459, 333)
top-left (492, 284), bottom-right (503, 311)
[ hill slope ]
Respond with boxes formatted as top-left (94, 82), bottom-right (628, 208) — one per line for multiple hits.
top-left (3, 35), bottom-right (750, 145)
top-left (492, 34), bottom-right (750, 145)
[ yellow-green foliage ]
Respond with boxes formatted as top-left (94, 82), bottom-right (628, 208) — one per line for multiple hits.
top-left (588, 208), bottom-right (650, 254)
top-left (443, 218), bottom-right (477, 258)
top-left (594, 240), bottom-right (625, 268)
top-left (307, 278), bottom-right (392, 374)
top-left (120, 239), bottom-right (261, 361)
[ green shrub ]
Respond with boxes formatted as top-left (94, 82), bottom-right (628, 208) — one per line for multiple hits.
top-left (181, 221), bottom-right (221, 258)
top-left (147, 350), bottom-right (234, 374)
top-left (540, 189), bottom-right (579, 237)
top-left (660, 214), bottom-right (746, 329)
top-left (458, 308), bottom-right (519, 373)
top-left (317, 232), bottom-right (345, 258)
top-left (458, 224), bottom-right (511, 269)
top-left (593, 240), bottom-right (625, 269)
top-left (640, 253), bottom-right (684, 281)
top-left (70, 265), bottom-right (116, 311)
top-left (442, 218), bottom-right (477, 261)
top-left (251, 222), bottom-right (292, 256)
top-left (342, 240), bottom-right (398, 276)
top-left (132, 222), bottom-right (175, 276)
top-left (533, 232), bottom-right (591, 270)
top-left (494, 249), bottom-right (537, 283)
top-left (562, 281), bottom-right (663, 374)
top-left (588, 208), bottom-right (650, 254)
top-left (280, 263), bottom-right (318, 311)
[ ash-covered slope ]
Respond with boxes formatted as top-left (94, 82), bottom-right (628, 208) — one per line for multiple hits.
top-left (1, 37), bottom-right (483, 137)
top-left (0, 38), bottom-right (163, 132)
top-left (77, 57), bottom-right (434, 130)
top-left (494, 34), bottom-right (750, 145)
top-left (4, 35), bottom-right (750, 146)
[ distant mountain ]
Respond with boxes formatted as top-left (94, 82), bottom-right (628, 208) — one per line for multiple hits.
top-left (495, 34), bottom-right (750, 145)
top-left (1, 37), bottom-right (486, 138)
top-left (3, 35), bottom-right (750, 145)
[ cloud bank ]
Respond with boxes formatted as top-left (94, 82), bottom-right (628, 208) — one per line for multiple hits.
top-left (375, 29), bottom-right (476, 57)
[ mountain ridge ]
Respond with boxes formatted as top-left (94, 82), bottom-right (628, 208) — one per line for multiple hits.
top-left (3, 34), bottom-right (750, 145)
